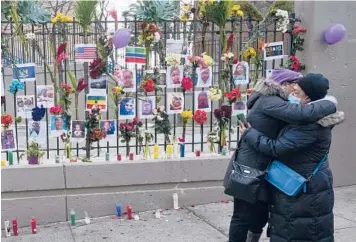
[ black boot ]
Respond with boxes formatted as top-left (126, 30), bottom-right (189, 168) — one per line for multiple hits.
top-left (245, 231), bottom-right (262, 242)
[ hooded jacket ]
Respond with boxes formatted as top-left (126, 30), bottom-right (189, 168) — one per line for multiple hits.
top-left (243, 110), bottom-right (345, 242)
top-left (227, 79), bottom-right (337, 202)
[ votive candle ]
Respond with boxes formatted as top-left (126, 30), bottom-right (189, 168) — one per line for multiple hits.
top-left (8, 151), bottom-right (13, 165)
top-left (166, 145), bottom-right (173, 159)
top-left (153, 144), bottom-right (159, 159)
top-left (117, 154), bottom-right (122, 161)
top-left (129, 153), bottom-right (134, 160)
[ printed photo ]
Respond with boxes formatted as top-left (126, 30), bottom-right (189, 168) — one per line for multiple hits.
top-left (28, 121), bottom-right (46, 144)
top-left (232, 94), bottom-right (247, 115)
top-left (195, 91), bottom-right (211, 112)
top-left (233, 62), bottom-right (249, 85)
top-left (197, 66), bottom-right (212, 87)
top-left (100, 120), bottom-right (116, 136)
top-left (50, 115), bottom-right (68, 137)
top-left (1, 128), bottom-right (16, 151)
top-left (167, 66), bottom-right (183, 88)
top-left (16, 95), bottom-right (35, 118)
top-left (157, 70), bottom-right (166, 86)
top-left (86, 95), bottom-right (107, 112)
top-left (167, 92), bottom-right (184, 114)
top-left (139, 96), bottom-right (156, 119)
top-left (89, 74), bottom-right (107, 94)
top-left (12, 63), bottom-right (36, 82)
top-left (36, 85), bottom-right (54, 108)
top-left (117, 70), bottom-right (136, 92)
top-left (71, 120), bottom-right (86, 139)
top-left (119, 97), bottom-right (136, 120)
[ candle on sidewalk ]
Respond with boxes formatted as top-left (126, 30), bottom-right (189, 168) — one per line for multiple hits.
top-left (116, 203), bottom-right (122, 217)
top-left (126, 205), bottom-right (132, 220)
top-left (153, 144), bottom-right (159, 159)
top-left (166, 145), bottom-right (173, 159)
top-left (129, 153), bottom-right (134, 160)
top-left (31, 217), bottom-right (37, 234)
top-left (8, 151), bottom-right (13, 165)
top-left (117, 154), bottom-right (122, 161)
top-left (105, 152), bottom-right (110, 161)
top-left (195, 149), bottom-right (201, 157)
top-left (1, 160), bottom-right (7, 166)
top-left (70, 210), bottom-right (76, 226)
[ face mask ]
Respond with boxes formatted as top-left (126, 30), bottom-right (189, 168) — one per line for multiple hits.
top-left (288, 94), bottom-right (301, 104)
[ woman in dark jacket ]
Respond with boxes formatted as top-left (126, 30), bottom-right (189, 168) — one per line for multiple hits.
top-left (226, 70), bottom-right (337, 242)
top-left (240, 74), bottom-right (345, 242)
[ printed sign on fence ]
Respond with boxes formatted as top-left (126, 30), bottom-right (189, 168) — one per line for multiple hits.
top-left (263, 41), bottom-right (284, 61)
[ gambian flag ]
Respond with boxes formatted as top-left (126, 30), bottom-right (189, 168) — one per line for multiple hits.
top-left (86, 95), bottom-right (107, 111)
top-left (125, 47), bottom-right (146, 64)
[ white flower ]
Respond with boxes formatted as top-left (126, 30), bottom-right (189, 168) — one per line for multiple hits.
top-left (154, 32), bottom-right (161, 42)
top-left (152, 109), bottom-right (158, 115)
top-left (25, 33), bottom-right (36, 41)
top-left (157, 106), bottom-right (165, 112)
top-left (221, 56), bottom-right (226, 62)
top-left (157, 115), bottom-right (164, 121)
top-left (227, 52), bottom-right (234, 59)
top-left (208, 88), bottom-right (222, 101)
top-left (165, 54), bottom-right (181, 66)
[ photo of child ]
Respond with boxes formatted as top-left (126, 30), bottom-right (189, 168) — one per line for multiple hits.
top-left (36, 85), bottom-right (54, 108)
top-left (233, 62), bottom-right (249, 85)
top-left (71, 120), bottom-right (85, 139)
top-left (139, 96), bottom-right (156, 119)
top-left (100, 120), bottom-right (116, 136)
top-left (197, 66), bottom-right (212, 87)
top-left (195, 91), bottom-right (211, 112)
top-left (167, 66), bottom-right (183, 88)
top-left (50, 115), bottom-right (67, 137)
top-left (119, 97), bottom-right (135, 120)
top-left (1, 128), bottom-right (16, 151)
top-left (232, 94), bottom-right (247, 115)
top-left (167, 92), bottom-right (184, 114)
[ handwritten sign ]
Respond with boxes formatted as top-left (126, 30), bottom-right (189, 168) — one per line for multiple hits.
top-left (263, 41), bottom-right (284, 60)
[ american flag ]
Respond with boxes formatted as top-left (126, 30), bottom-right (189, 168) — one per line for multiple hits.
top-left (75, 44), bottom-right (97, 62)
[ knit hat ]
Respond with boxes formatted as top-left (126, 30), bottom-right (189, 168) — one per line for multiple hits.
top-left (297, 73), bottom-right (329, 101)
top-left (270, 68), bottom-right (303, 85)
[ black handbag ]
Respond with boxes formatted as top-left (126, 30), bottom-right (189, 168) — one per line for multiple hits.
top-left (223, 140), bottom-right (266, 204)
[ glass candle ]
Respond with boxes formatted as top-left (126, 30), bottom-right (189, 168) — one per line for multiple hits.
top-left (166, 145), bottom-right (173, 159)
top-left (117, 154), bottom-right (122, 161)
top-left (180, 143), bottom-right (185, 158)
top-left (195, 149), bottom-right (201, 157)
top-left (8, 151), bottom-right (13, 165)
top-left (1, 160), bottom-right (7, 166)
top-left (70, 210), bottom-right (76, 226)
top-left (116, 203), bottom-right (122, 217)
top-left (105, 152), bottom-right (110, 161)
top-left (129, 153), bottom-right (134, 160)
top-left (153, 144), bottom-right (159, 159)
top-left (126, 205), bottom-right (132, 220)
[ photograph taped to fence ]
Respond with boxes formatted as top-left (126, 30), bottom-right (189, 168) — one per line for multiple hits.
top-left (167, 92), bottom-right (184, 114)
top-left (1, 128), bottom-right (17, 151)
top-left (86, 94), bottom-right (107, 112)
top-left (100, 120), bottom-right (116, 137)
top-left (89, 74), bottom-right (107, 94)
top-left (167, 66), bottom-right (183, 88)
top-left (36, 85), bottom-right (54, 108)
top-left (233, 62), bottom-right (249, 85)
top-left (116, 70), bottom-right (136, 92)
top-left (157, 70), bottom-right (166, 86)
top-left (119, 97), bottom-right (136, 120)
top-left (195, 91), bottom-right (211, 112)
top-left (50, 115), bottom-right (67, 137)
top-left (263, 41), bottom-right (285, 60)
top-left (233, 94), bottom-right (247, 116)
top-left (12, 63), bottom-right (36, 82)
top-left (71, 120), bottom-right (86, 139)
top-left (28, 121), bottom-right (46, 144)
top-left (16, 95), bottom-right (35, 118)
top-left (139, 96), bottom-right (156, 119)
top-left (197, 66), bottom-right (212, 87)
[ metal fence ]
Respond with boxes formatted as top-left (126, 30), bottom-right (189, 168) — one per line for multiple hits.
top-left (1, 17), bottom-right (293, 163)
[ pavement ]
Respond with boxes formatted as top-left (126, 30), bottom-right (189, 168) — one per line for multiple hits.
top-left (2, 185), bottom-right (356, 242)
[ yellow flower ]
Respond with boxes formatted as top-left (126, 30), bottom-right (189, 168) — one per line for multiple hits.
top-left (51, 17), bottom-right (58, 24)
top-left (183, 4), bottom-right (190, 11)
top-left (181, 16), bottom-right (188, 22)
top-left (249, 47), bottom-right (257, 57)
top-left (232, 5), bottom-right (240, 11)
top-left (181, 110), bottom-right (193, 120)
top-left (201, 52), bottom-right (213, 66)
top-left (237, 10), bottom-right (244, 17)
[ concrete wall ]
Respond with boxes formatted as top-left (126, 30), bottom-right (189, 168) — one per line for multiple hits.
top-left (295, 1), bottom-right (356, 186)
top-left (1, 157), bottom-right (231, 228)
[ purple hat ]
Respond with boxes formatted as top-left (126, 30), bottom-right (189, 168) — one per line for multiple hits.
top-left (270, 68), bottom-right (303, 85)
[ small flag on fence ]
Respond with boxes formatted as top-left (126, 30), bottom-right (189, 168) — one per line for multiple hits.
top-left (125, 47), bottom-right (146, 64)
top-left (86, 95), bottom-right (107, 111)
top-left (75, 44), bottom-right (97, 62)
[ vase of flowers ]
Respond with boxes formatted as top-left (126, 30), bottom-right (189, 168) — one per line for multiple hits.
top-left (138, 22), bottom-right (162, 70)
top-left (207, 131), bottom-right (218, 153)
top-left (214, 105), bottom-right (232, 151)
top-left (143, 130), bottom-right (154, 159)
top-left (85, 106), bottom-right (106, 161)
top-left (193, 110), bottom-right (208, 151)
top-left (25, 141), bottom-right (45, 165)
top-left (119, 117), bottom-right (142, 157)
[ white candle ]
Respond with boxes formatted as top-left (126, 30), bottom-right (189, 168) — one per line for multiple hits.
top-left (173, 193), bottom-right (179, 210)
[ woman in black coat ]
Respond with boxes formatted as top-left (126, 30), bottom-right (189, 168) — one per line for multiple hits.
top-left (240, 74), bottom-right (345, 242)
top-left (226, 76), bottom-right (337, 242)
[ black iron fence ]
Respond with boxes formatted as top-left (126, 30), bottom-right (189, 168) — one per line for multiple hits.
top-left (1, 17), bottom-right (293, 162)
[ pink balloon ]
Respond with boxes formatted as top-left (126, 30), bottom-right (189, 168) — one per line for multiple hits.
top-left (112, 28), bottom-right (131, 49)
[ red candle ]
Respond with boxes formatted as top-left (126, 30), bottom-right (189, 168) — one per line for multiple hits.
top-left (31, 217), bottom-right (37, 234)
top-left (195, 149), bottom-right (201, 157)
top-left (127, 205), bottom-right (132, 220)
top-left (129, 153), bottom-right (134, 160)
top-left (117, 154), bottom-right (122, 161)
top-left (12, 219), bottom-right (18, 236)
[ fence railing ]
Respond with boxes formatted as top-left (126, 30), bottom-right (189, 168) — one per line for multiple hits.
top-left (1, 18), bottom-right (292, 163)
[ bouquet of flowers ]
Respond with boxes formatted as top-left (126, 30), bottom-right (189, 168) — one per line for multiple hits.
top-left (49, 105), bottom-right (63, 116)
top-left (141, 78), bottom-right (155, 93)
top-left (181, 77), bottom-right (193, 92)
top-left (214, 105), bottom-right (232, 149)
top-left (181, 110), bottom-right (193, 139)
top-left (165, 54), bottom-right (181, 67)
top-left (143, 130), bottom-right (154, 159)
top-left (208, 87), bottom-right (222, 101)
top-left (85, 106), bottom-right (105, 160)
top-left (138, 23), bottom-right (161, 48)
top-left (180, 3), bottom-right (194, 23)
top-left (119, 117), bottom-right (142, 156)
top-left (187, 53), bottom-right (213, 85)
top-left (284, 56), bottom-right (305, 72)
top-left (1, 114), bottom-right (13, 129)
top-left (152, 106), bottom-right (172, 143)
top-left (8, 79), bottom-right (25, 95)
top-left (224, 88), bottom-right (241, 105)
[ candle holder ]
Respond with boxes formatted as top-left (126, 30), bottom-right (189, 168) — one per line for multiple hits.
top-left (195, 149), bottom-right (201, 157)
top-left (153, 144), bottom-right (160, 159)
top-left (117, 154), bottom-right (122, 161)
top-left (129, 153), bottom-right (134, 160)
top-left (166, 144), bottom-right (173, 159)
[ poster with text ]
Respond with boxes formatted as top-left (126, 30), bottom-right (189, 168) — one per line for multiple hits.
top-left (263, 41), bottom-right (284, 61)
top-left (232, 94), bottom-right (247, 116)
top-left (1, 127), bottom-right (17, 151)
top-left (89, 74), bottom-right (107, 94)
top-left (28, 121), bottom-right (46, 144)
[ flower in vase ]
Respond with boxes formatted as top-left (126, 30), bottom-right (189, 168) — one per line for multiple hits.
top-left (49, 105), bottom-right (63, 115)
top-left (141, 79), bottom-right (155, 93)
top-left (76, 77), bottom-right (88, 93)
top-left (221, 105), bottom-right (232, 119)
top-left (224, 88), bottom-right (241, 104)
top-left (1, 114), bottom-right (13, 129)
top-left (181, 77), bottom-right (193, 91)
top-left (193, 110), bottom-right (207, 125)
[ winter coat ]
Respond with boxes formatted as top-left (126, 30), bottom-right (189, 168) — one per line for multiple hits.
top-left (233, 80), bottom-right (337, 202)
top-left (243, 110), bottom-right (345, 242)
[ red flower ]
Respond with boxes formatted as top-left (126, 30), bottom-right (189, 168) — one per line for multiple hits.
top-left (232, 58), bottom-right (239, 64)
top-left (89, 128), bottom-right (106, 142)
top-left (178, 137), bottom-right (185, 143)
top-left (49, 105), bottom-right (63, 115)
top-left (214, 109), bottom-right (222, 120)
top-left (148, 24), bottom-right (156, 32)
top-left (292, 24), bottom-right (307, 34)
top-left (108, 9), bottom-right (118, 21)
top-left (89, 58), bottom-right (106, 79)
top-left (290, 56), bottom-right (301, 71)
top-left (61, 82), bottom-right (72, 94)
top-left (133, 117), bottom-right (139, 125)
top-left (224, 88), bottom-right (241, 103)
top-left (140, 23), bottom-right (147, 30)
top-left (142, 79), bottom-right (155, 92)
top-left (221, 105), bottom-right (232, 119)
top-left (76, 77), bottom-right (88, 93)
top-left (119, 123), bottom-right (126, 130)
top-left (126, 123), bottom-right (134, 131)
top-left (226, 34), bottom-right (234, 52)
top-left (193, 110), bottom-right (207, 125)
top-left (181, 77), bottom-right (193, 91)
top-left (1, 114), bottom-right (13, 128)
top-left (56, 42), bottom-right (68, 64)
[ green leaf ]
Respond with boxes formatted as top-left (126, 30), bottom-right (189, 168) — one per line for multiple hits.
top-left (17, 0), bottom-right (51, 24)
top-left (74, 0), bottom-right (98, 32)
top-left (68, 71), bottom-right (78, 90)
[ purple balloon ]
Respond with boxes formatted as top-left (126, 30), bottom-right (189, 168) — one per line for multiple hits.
top-left (112, 28), bottom-right (131, 49)
top-left (324, 24), bottom-right (346, 45)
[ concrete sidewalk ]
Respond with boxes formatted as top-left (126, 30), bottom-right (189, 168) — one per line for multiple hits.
top-left (3, 186), bottom-right (356, 242)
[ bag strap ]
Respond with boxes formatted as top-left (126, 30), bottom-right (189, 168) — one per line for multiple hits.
top-left (307, 149), bottom-right (330, 181)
